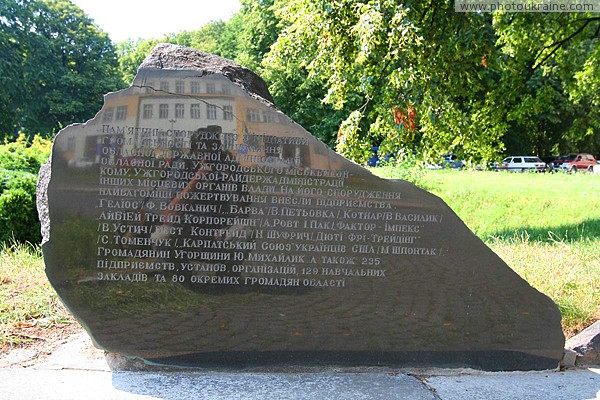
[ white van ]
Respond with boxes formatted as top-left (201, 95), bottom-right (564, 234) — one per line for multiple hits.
top-left (501, 156), bottom-right (547, 172)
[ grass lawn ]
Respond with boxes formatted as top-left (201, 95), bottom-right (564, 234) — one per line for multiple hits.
top-left (1, 169), bottom-right (598, 351)
top-left (0, 243), bottom-right (74, 352)
top-left (373, 168), bottom-right (600, 337)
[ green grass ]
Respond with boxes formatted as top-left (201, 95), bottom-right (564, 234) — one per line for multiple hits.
top-left (420, 170), bottom-right (600, 242)
top-left (0, 242), bottom-right (73, 349)
top-left (490, 238), bottom-right (599, 336)
top-left (373, 168), bottom-right (600, 336)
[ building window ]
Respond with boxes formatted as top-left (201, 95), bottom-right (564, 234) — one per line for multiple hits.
top-left (221, 84), bottom-right (231, 95)
top-left (67, 137), bottom-right (76, 152)
top-left (190, 81), bottom-right (201, 94)
top-left (160, 81), bottom-right (170, 92)
top-left (159, 104), bottom-right (169, 119)
top-left (143, 104), bottom-right (153, 119)
top-left (223, 105), bottom-right (233, 121)
top-left (206, 83), bottom-right (216, 94)
top-left (247, 108), bottom-right (259, 122)
top-left (190, 104), bottom-right (201, 119)
top-left (116, 106), bottom-right (127, 121)
top-left (103, 108), bottom-right (113, 122)
top-left (262, 111), bottom-right (275, 123)
top-left (175, 103), bottom-right (184, 119)
top-left (175, 80), bottom-right (185, 93)
top-left (206, 104), bottom-right (217, 120)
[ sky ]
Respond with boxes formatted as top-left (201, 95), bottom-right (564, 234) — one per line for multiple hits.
top-left (70, 0), bottom-right (241, 43)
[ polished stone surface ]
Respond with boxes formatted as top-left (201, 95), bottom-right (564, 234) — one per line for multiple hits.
top-left (39, 44), bottom-right (564, 371)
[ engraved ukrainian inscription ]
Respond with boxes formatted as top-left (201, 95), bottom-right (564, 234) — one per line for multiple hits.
top-left (92, 122), bottom-right (445, 290)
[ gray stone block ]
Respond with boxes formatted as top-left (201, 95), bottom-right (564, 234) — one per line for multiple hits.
top-left (566, 321), bottom-right (600, 366)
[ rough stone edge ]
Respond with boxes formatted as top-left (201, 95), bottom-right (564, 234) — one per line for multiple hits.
top-left (36, 158), bottom-right (51, 245)
top-left (565, 321), bottom-right (600, 366)
top-left (138, 43), bottom-right (274, 106)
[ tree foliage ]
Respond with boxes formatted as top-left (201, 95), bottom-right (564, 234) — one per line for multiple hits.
top-left (262, 1), bottom-right (599, 163)
top-left (0, 0), bottom-right (123, 138)
top-left (115, 0), bottom-right (276, 85)
top-left (493, 12), bottom-right (600, 157)
top-left (116, 20), bottom-right (240, 86)
top-left (3, 0), bottom-right (598, 162)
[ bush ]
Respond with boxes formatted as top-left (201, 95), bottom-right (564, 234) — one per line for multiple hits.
top-left (0, 134), bottom-right (51, 244)
top-left (0, 134), bottom-right (51, 173)
top-left (0, 185), bottom-right (40, 244)
top-left (372, 150), bottom-right (428, 189)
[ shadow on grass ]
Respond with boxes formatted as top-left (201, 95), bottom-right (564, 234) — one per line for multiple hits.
top-left (485, 218), bottom-right (600, 242)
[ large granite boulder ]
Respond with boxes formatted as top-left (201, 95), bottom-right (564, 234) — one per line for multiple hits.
top-left (38, 44), bottom-right (564, 371)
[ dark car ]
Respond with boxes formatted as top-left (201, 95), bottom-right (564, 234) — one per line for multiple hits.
top-left (552, 153), bottom-right (597, 172)
top-left (367, 146), bottom-right (394, 167)
top-left (441, 154), bottom-right (465, 170)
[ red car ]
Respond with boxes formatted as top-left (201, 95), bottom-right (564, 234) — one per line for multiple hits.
top-left (552, 153), bottom-right (597, 172)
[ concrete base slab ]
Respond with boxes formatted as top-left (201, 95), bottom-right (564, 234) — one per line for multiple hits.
top-left (35, 332), bottom-right (108, 372)
top-left (426, 368), bottom-right (600, 400)
top-left (2, 333), bottom-right (600, 400)
top-left (0, 370), bottom-right (436, 400)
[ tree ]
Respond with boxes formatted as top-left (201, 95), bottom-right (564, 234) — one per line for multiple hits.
top-left (262, 1), bottom-right (502, 163)
top-left (114, 1), bottom-right (599, 161)
top-left (0, 0), bottom-right (36, 136)
top-left (234, 0), bottom-right (281, 71)
top-left (493, 12), bottom-right (600, 156)
top-left (117, 38), bottom-right (160, 85)
top-left (245, 0), bottom-right (354, 148)
top-left (117, 19), bottom-right (243, 86)
top-left (263, 1), bottom-right (600, 163)
top-left (0, 0), bottom-right (123, 137)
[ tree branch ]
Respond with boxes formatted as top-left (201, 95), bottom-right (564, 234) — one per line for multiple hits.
top-left (419, 0), bottom-right (435, 25)
top-left (533, 17), bottom-right (600, 70)
top-left (429, 3), bottom-right (439, 28)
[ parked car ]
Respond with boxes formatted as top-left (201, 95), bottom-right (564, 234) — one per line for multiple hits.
top-left (441, 154), bottom-right (465, 170)
top-left (496, 156), bottom-right (547, 172)
top-left (551, 153), bottom-right (597, 173)
top-left (426, 153), bottom-right (466, 170)
top-left (367, 146), bottom-right (394, 166)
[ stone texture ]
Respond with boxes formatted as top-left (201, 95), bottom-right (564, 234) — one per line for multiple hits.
top-left (560, 349), bottom-right (578, 368)
top-left (38, 44), bottom-right (564, 371)
top-left (138, 43), bottom-right (274, 105)
top-left (36, 160), bottom-right (51, 244)
top-left (566, 321), bottom-right (600, 366)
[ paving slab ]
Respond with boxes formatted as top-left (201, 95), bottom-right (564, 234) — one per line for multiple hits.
top-left (2, 333), bottom-right (600, 400)
top-left (426, 368), bottom-right (600, 400)
top-left (0, 370), bottom-right (436, 400)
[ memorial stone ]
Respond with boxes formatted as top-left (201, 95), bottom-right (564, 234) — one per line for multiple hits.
top-left (38, 44), bottom-right (564, 371)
